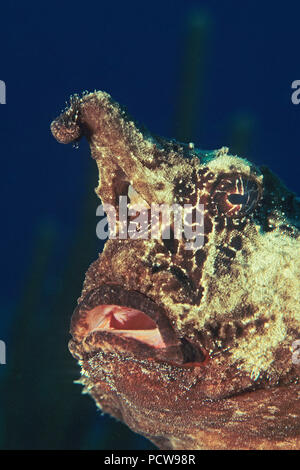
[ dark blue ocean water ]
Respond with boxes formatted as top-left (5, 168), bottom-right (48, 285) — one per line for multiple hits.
top-left (0, 0), bottom-right (299, 450)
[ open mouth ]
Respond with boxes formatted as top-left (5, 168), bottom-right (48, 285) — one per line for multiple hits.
top-left (70, 285), bottom-right (207, 367)
top-left (83, 304), bottom-right (166, 349)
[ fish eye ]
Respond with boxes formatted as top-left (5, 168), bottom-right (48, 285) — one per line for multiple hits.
top-left (212, 174), bottom-right (261, 216)
top-left (227, 193), bottom-right (249, 205)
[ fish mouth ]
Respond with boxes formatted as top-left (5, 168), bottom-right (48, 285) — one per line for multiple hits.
top-left (69, 284), bottom-right (207, 367)
top-left (76, 304), bottom-right (166, 349)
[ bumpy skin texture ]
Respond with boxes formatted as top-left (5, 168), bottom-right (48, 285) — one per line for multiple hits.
top-left (51, 91), bottom-right (300, 450)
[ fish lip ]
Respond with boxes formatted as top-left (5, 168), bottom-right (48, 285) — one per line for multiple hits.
top-left (69, 284), bottom-right (207, 367)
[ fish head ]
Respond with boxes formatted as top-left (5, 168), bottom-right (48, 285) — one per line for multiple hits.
top-left (51, 91), bottom-right (300, 449)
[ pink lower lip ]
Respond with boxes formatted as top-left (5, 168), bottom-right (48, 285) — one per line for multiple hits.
top-left (86, 304), bottom-right (167, 349)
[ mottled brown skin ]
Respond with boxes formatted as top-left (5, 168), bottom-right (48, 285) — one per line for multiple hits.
top-left (51, 91), bottom-right (300, 450)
